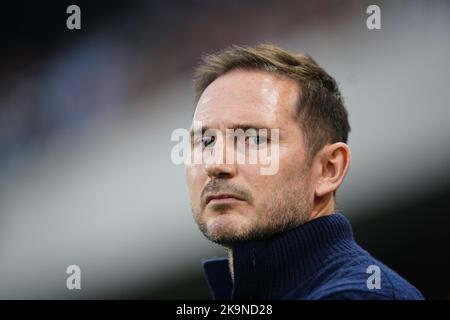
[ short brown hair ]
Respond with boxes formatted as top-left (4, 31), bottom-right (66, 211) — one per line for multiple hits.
top-left (193, 43), bottom-right (351, 163)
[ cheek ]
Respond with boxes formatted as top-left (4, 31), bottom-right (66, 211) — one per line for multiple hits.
top-left (278, 142), bottom-right (307, 173)
top-left (259, 147), bottom-right (308, 189)
top-left (241, 164), bottom-right (283, 198)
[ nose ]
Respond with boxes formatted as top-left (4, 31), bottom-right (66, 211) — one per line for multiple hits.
top-left (205, 162), bottom-right (237, 179)
top-left (203, 132), bottom-right (238, 179)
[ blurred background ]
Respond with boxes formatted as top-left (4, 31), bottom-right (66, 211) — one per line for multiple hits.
top-left (0, 0), bottom-right (449, 299)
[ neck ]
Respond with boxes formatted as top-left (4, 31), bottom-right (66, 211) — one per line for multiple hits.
top-left (226, 195), bottom-right (336, 281)
top-left (227, 249), bottom-right (234, 281)
top-left (309, 193), bottom-right (335, 220)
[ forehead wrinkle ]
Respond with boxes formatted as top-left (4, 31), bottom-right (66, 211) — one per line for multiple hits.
top-left (193, 70), bottom-right (300, 130)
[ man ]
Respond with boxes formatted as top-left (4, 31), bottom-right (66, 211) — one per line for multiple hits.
top-left (185, 44), bottom-right (423, 300)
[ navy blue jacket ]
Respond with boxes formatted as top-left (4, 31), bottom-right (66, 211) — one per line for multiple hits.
top-left (202, 213), bottom-right (424, 300)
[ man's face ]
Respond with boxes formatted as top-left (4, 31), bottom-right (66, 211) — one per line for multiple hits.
top-left (186, 69), bottom-right (315, 247)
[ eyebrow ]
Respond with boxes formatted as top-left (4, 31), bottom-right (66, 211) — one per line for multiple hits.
top-left (189, 123), bottom-right (273, 137)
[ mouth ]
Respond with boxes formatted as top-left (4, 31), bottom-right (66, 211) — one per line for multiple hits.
top-left (205, 193), bottom-right (245, 205)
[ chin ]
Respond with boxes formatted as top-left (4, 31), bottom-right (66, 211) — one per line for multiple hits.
top-left (205, 212), bottom-right (250, 241)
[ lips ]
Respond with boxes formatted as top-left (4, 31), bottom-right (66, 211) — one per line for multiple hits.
top-left (205, 193), bottom-right (245, 205)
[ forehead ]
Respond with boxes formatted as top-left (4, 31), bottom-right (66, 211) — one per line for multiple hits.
top-left (193, 69), bottom-right (300, 129)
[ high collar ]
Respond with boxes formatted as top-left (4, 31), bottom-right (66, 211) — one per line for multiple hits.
top-left (202, 212), bottom-right (356, 299)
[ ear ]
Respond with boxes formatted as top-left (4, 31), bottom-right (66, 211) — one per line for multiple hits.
top-left (314, 142), bottom-right (351, 197)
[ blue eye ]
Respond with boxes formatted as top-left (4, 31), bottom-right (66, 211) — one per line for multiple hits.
top-left (201, 136), bottom-right (216, 148)
top-left (248, 135), bottom-right (267, 145)
top-left (192, 135), bottom-right (215, 148)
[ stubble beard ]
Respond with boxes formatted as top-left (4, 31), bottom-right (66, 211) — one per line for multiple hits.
top-left (192, 169), bottom-right (312, 248)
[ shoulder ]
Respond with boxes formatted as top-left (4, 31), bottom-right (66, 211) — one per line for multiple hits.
top-left (307, 252), bottom-right (424, 300)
